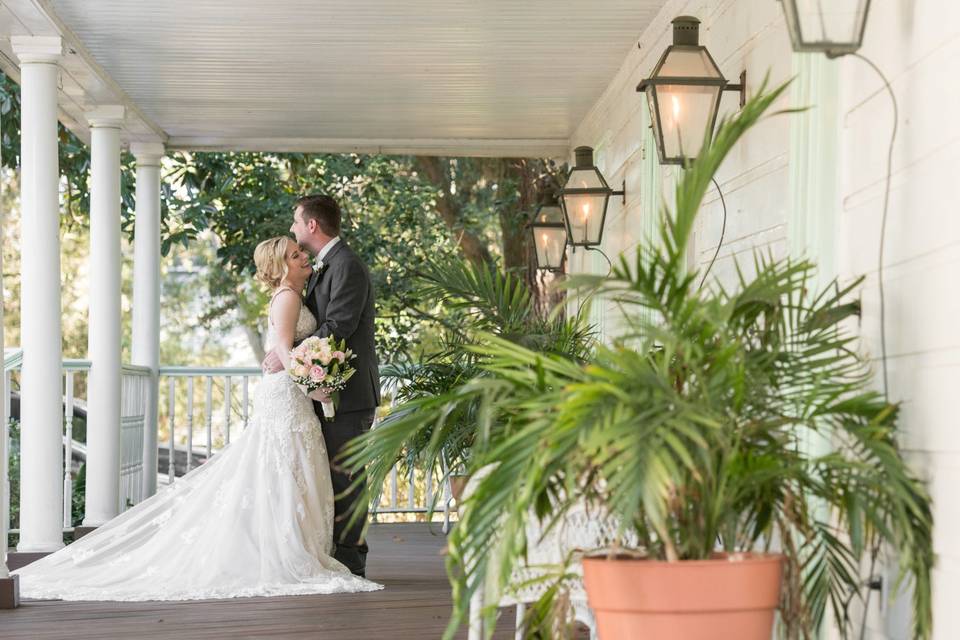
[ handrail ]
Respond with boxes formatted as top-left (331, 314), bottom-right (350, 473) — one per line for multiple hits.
top-left (159, 366), bottom-right (263, 376)
top-left (3, 348), bottom-right (22, 371)
top-left (4, 355), bottom-right (259, 377)
top-left (122, 364), bottom-right (152, 376)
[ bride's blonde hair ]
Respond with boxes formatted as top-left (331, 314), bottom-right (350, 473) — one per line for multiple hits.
top-left (254, 236), bottom-right (290, 289)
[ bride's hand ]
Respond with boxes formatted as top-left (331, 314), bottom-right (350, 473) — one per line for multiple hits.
top-left (262, 350), bottom-right (284, 374)
top-left (307, 387), bottom-right (332, 403)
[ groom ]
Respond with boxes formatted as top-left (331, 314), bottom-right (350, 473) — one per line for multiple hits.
top-left (263, 194), bottom-right (380, 577)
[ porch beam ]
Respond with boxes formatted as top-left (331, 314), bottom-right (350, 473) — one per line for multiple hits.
top-left (83, 105), bottom-right (125, 526)
top-left (12, 35), bottom-right (65, 553)
top-left (166, 137), bottom-right (570, 160)
top-left (130, 142), bottom-right (164, 498)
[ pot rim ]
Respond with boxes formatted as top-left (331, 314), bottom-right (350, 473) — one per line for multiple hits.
top-left (582, 551), bottom-right (785, 568)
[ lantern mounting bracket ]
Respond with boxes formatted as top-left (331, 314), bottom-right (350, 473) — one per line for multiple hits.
top-left (610, 180), bottom-right (626, 205)
top-left (723, 70), bottom-right (748, 109)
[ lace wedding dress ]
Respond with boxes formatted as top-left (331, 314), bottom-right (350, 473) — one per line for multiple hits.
top-left (14, 298), bottom-right (382, 601)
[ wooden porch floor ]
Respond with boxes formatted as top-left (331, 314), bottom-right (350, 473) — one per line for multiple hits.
top-left (1, 523), bottom-right (516, 639)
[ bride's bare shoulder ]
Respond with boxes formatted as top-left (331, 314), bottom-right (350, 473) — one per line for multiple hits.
top-left (268, 287), bottom-right (302, 326)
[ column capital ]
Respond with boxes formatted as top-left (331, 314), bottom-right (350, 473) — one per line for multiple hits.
top-left (130, 141), bottom-right (165, 166)
top-left (86, 105), bottom-right (126, 129)
top-left (11, 36), bottom-right (63, 65)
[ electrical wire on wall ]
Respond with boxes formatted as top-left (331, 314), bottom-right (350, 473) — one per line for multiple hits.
top-left (571, 245), bottom-right (614, 320)
top-left (698, 177), bottom-right (728, 289)
top-left (853, 52), bottom-right (898, 403)
top-left (850, 51), bottom-right (899, 640)
top-left (586, 246), bottom-right (613, 277)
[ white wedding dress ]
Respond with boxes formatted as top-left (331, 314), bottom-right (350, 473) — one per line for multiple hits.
top-left (14, 300), bottom-right (382, 601)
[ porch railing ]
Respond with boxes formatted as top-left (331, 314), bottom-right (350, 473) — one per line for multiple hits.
top-left (158, 367), bottom-right (452, 527)
top-left (158, 366), bottom-right (262, 481)
top-left (2, 351), bottom-right (150, 535)
top-left (3, 357), bottom-right (451, 543)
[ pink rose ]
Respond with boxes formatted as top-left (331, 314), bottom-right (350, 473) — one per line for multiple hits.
top-left (309, 366), bottom-right (326, 382)
top-left (332, 350), bottom-right (346, 364)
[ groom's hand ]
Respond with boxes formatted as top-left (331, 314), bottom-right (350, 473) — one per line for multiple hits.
top-left (262, 351), bottom-right (284, 374)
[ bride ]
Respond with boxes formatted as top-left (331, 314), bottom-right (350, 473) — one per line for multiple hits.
top-left (13, 236), bottom-right (382, 601)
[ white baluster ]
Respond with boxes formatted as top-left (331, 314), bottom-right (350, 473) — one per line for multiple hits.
top-left (241, 376), bottom-right (249, 438)
top-left (3, 371), bottom-right (9, 539)
top-left (408, 468), bottom-right (416, 510)
top-left (3, 371), bottom-right (9, 426)
top-left (442, 456), bottom-right (453, 534)
top-left (205, 377), bottom-right (213, 460)
top-left (468, 589), bottom-right (485, 640)
top-left (186, 377), bottom-right (194, 472)
top-left (63, 372), bottom-right (74, 528)
top-left (425, 465), bottom-right (433, 511)
top-left (1, 374), bottom-right (9, 567)
top-left (137, 376), bottom-right (146, 503)
top-left (167, 377), bottom-right (175, 484)
top-left (224, 376), bottom-right (232, 444)
top-left (514, 603), bottom-right (526, 640)
top-left (388, 464), bottom-right (398, 513)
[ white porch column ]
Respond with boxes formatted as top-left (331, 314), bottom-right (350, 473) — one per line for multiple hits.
top-left (0, 92), bottom-right (11, 585)
top-left (130, 142), bottom-right (164, 498)
top-left (12, 36), bottom-right (65, 552)
top-left (83, 105), bottom-right (125, 526)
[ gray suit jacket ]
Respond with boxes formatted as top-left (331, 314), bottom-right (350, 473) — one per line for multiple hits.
top-left (302, 240), bottom-right (381, 414)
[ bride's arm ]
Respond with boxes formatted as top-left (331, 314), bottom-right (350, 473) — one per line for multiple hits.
top-left (267, 290), bottom-right (301, 371)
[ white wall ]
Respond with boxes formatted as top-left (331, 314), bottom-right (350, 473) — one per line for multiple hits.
top-left (836, 3), bottom-right (960, 639)
top-left (568, 1), bottom-right (960, 638)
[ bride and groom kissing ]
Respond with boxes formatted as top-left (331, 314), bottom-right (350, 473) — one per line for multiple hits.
top-left (14, 194), bottom-right (384, 600)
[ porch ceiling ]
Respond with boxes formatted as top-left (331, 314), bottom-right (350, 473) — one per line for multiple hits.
top-left (0, 0), bottom-right (667, 157)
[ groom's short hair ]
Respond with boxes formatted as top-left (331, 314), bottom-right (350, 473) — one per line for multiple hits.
top-left (295, 194), bottom-right (341, 236)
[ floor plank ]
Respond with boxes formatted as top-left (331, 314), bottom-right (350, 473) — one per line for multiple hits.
top-left (0, 523), bottom-right (517, 639)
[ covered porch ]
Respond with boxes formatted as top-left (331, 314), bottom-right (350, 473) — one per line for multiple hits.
top-left (1, 0), bottom-right (957, 639)
top-left (0, 0), bottom-right (656, 556)
top-left (0, 1), bottom-right (659, 637)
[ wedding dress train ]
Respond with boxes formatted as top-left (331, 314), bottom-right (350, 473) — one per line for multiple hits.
top-left (13, 302), bottom-right (381, 601)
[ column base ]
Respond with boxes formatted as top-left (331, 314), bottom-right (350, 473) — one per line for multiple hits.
top-left (0, 573), bottom-right (19, 609)
top-left (15, 540), bottom-right (64, 554)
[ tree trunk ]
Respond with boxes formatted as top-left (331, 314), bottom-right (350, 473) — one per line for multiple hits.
top-left (414, 156), bottom-right (492, 265)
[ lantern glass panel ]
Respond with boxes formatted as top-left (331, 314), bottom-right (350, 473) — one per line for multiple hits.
top-left (658, 48), bottom-right (722, 79)
top-left (534, 230), bottom-right (566, 270)
top-left (652, 83), bottom-right (722, 162)
top-left (532, 205), bottom-right (566, 270)
top-left (563, 193), bottom-right (608, 245)
top-left (784, 0), bottom-right (870, 51)
top-left (564, 166), bottom-right (605, 190)
top-left (535, 228), bottom-right (566, 268)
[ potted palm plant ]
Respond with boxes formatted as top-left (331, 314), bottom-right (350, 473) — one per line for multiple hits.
top-left (349, 79), bottom-right (934, 640)
top-left (352, 257), bottom-right (595, 517)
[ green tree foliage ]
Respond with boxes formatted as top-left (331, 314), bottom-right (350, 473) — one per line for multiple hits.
top-left (0, 71), bottom-right (564, 364)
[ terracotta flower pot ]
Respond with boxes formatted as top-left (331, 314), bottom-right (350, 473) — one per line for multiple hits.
top-left (450, 474), bottom-right (470, 503)
top-left (582, 553), bottom-right (784, 640)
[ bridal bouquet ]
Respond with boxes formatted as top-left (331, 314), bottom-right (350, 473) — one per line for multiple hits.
top-left (288, 336), bottom-right (356, 418)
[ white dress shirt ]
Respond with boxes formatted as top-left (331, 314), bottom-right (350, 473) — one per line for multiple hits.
top-left (314, 236), bottom-right (340, 270)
